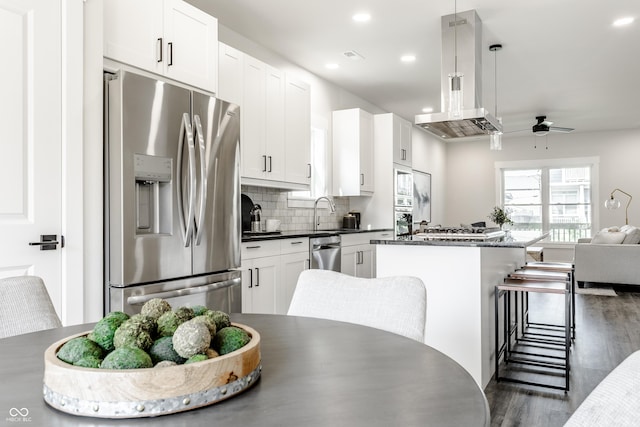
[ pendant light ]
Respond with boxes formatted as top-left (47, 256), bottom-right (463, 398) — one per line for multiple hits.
top-left (448, 0), bottom-right (463, 118)
top-left (489, 44), bottom-right (503, 150)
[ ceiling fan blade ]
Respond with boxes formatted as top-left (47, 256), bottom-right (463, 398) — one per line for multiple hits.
top-left (541, 120), bottom-right (554, 126)
top-left (549, 126), bottom-right (574, 133)
top-left (503, 129), bottom-right (528, 134)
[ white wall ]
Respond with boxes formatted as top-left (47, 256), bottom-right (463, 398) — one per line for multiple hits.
top-left (446, 128), bottom-right (640, 229)
top-left (445, 128), bottom-right (640, 261)
top-left (412, 127), bottom-right (447, 227)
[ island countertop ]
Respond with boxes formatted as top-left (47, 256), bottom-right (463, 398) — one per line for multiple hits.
top-left (371, 232), bottom-right (549, 248)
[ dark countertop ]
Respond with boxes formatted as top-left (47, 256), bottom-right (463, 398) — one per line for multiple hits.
top-left (241, 228), bottom-right (393, 242)
top-left (371, 232), bottom-right (549, 248)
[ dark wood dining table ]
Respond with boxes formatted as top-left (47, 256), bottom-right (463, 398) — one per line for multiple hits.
top-left (0, 313), bottom-right (490, 426)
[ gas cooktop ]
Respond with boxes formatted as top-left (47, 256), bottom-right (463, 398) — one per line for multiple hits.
top-left (415, 227), bottom-right (505, 241)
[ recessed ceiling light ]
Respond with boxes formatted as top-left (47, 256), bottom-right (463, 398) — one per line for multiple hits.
top-left (325, 63), bottom-right (339, 70)
top-left (422, 107), bottom-right (434, 113)
top-left (352, 12), bottom-right (371, 23)
top-left (613, 16), bottom-right (634, 26)
top-left (401, 55), bottom-right (416, 63)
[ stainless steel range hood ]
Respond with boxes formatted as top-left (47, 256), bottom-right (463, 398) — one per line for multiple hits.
top-left (415, 10), bottom-right (502, 139)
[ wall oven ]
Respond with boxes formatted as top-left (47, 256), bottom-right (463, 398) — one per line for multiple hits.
top-left (394, 166), bottom-right (413, 239)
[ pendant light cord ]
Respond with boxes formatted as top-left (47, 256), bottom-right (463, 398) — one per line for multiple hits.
top-left (494, 47), bottom-right (498, 117)
top-left (454, 0), bottom-right (458, 75)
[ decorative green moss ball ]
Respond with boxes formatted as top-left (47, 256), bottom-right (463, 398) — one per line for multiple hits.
top-left (101, 346), bottom-right (153, 369)
top-left (140, 298), bottom-right (172, 321)
top-left (211, 326), bottom-right (250, 355)
top-left (57, 336), bottom-right (104, 364)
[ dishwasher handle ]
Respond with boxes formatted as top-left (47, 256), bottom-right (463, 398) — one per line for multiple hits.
top-left (126, 277), bottom-right (241, 306)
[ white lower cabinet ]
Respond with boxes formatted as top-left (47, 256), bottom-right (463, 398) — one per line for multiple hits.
top-left (340, 232), bottom-right (382, 279)
top-left (241, 238), bottom-right (309, 314)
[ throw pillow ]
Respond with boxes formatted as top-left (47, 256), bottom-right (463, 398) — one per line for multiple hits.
top-left (591, 231), bottom-right (626, 244)
top-left (622, 226), bottom-right (640, 244)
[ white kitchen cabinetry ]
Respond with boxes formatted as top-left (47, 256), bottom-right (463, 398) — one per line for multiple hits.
top-left (217, 43), bottom-right (243, 105)
top-left (391, 115), bottom-right (413, 166)
top-left (350, 114), bottom-right (414, 231)
top-left (284, 75), bottom-right (311, 186)
top-left (104, 0), bottom-right (218, 93)
top-left (218, 43), bottom-right (310, 189)
top-left (242, 56), bottom-right (286, 182)
top-left (332, 108), bottom-right (374, 196)
top-left (340, 232), bottom-right (380, 279)
top-left (241, 238), bottom-right (309, 314)
top-left (278, 238), bottom-right (310, 314)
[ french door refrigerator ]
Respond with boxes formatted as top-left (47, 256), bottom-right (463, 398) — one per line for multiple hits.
top-left (105, 70), bottom-right (241, 315)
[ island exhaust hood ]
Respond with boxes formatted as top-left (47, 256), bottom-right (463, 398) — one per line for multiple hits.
top-left (415, 10), bottom-right (502, 139)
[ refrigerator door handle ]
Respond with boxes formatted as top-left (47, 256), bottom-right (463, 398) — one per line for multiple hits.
top-left (177, 112), bottom-right (196, 247)
top-left (193, 114), bottom-right (207, 245)
top-left (125, 277), bottom-right (242, 306)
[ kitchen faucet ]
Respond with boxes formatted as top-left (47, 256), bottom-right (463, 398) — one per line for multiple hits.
top-left (313, 196), bottom-right (336, 231)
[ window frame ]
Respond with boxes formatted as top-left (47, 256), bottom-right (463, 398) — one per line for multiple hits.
top-left (495, 157), bottom-right (600, 244)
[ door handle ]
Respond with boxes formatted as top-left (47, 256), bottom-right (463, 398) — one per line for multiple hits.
top-left (360, 174), bottom-right (364, 186)
top-left (156, 38), bottom-right (163, 63)
top-left (248, 269), bottom-right (253, 288)
top-left (268, 156), bottom-right (272, 172)
top-left (167, 42), bottom-right (173, 66)
top-left (29, 234), bottom-right (64, 251)
top-left (255, 267), bottom-right (260, 286)
top-left (262, 155), bottom-right (267, 172)
top-left (177, 113), bottom-right (195, 247)
top-left (193, 115), bottom-right (206, 245)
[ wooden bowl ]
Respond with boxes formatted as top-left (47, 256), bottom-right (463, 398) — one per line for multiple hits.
top-left (43, 323), bottom-right (261, 418)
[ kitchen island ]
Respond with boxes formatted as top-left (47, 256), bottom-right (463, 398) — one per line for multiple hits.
top-left (372, 233), bottom-right (548, 388)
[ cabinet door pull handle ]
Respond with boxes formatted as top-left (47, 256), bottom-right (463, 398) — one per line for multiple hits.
top-left (307, 163), bottom-right (312, 178)
top-left (268, 156), bottom-right (272, 172)
top-left (167, 42), bottom-right (173, 66)
top-left (246, 245), bottom-right (261, 249)
top-left (255, 267), bottom-right (260, 286)
top-left (262, 155), bottom-right (267, 172)
top-left (360, 174), bottom-right (364, 186)
top-left (157, 38), bottom-right (163, 63)
top-left (248, 268), bottom-right (253, 288)
top-left (290, 241), bottom-right (303, 245)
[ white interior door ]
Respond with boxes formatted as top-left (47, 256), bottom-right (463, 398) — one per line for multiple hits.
top-left (0, 0), bottom-right (63, 318)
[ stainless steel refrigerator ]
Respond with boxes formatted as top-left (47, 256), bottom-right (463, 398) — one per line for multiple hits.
top-left (105, 70), bottom-right (241, 315)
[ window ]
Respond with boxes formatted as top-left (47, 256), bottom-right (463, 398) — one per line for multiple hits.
top-left (498, 158), bottom-right (598, 243)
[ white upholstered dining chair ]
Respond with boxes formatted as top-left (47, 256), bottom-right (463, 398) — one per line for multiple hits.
top-left (0, 275), bottom-right (62, 339)
top-left (287, 269), bottom-right (427, 343)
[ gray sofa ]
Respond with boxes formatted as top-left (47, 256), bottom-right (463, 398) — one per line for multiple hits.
top-left (574, 225), bottom-right (640, 287)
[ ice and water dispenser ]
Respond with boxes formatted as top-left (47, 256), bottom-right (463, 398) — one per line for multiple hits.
top-left (134, 154), bottom-right (172, 235)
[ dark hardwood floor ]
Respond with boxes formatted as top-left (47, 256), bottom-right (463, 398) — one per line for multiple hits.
top-left (484, 285), bottom-right (640, 427)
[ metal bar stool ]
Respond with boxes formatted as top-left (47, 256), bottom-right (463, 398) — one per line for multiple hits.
top-left (523, 262), bottom-right (576, 338)
top-left (508, 268), bottom-right (574, 341)
top-left (495, 278), bottom-right (571, 392)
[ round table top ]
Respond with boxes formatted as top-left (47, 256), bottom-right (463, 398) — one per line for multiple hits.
top-left (0, 313), bottom-right (489, 426)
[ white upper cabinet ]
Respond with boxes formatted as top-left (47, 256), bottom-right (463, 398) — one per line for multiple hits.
top-left (284, 75), bottom-right (311, 186)
top-left (393, 116), bottom-right (413, 166)
top-left (377, 113), bottom-right (413, 167)
top-left (104, 0), bottom-right (218, 93)
top-left (218, 43), bottom-right (310, 190)
top-left (241, 56), bottom-right (286, 182)
top-left (217, 43), bottom-right (243, 105)
top-left (332, 108), bottom-right (374, 196)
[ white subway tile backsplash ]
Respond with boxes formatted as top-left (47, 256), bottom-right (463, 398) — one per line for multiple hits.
top-left (241, 185), bottom-right (348, 231)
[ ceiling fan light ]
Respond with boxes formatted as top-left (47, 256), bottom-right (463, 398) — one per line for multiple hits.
top-left (534, 130), bottom-right (548, 136)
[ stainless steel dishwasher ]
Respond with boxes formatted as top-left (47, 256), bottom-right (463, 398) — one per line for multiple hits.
top-left (310, 235), bottom-right (341, 271)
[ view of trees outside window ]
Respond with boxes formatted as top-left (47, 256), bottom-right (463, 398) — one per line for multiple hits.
top-left (503, 166), bottom-right (591, 242)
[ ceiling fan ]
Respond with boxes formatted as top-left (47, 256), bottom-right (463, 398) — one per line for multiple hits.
top-left (531, 115), bottom-right (574, 136)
